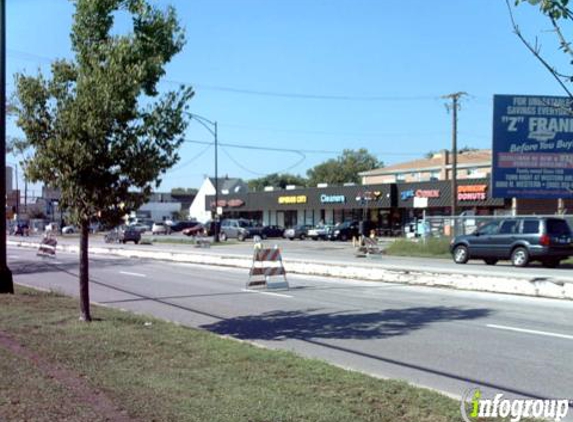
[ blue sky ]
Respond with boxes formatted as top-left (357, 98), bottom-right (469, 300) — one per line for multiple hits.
top-left (6, 0), bottom-right (571, 193)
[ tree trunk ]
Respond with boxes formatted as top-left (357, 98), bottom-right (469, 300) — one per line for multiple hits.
top-left (79, 219), bottom-right (91, 322)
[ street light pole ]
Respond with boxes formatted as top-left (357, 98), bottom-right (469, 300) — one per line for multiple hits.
top-left (187, 113), bottom-right (220, 243)
top-left (0, 0), bottom-right (13, 293)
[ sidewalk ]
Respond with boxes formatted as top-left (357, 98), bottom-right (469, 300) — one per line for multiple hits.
top-left (8, 235), bottom-right (573, 300)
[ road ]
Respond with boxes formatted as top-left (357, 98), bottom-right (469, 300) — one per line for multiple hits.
top-left (8, 244), bottom-right (573, 412)
top-left (11, 233), bottom-right (573, 282)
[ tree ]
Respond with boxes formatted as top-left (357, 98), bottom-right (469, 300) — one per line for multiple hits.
top-left (171, 187), bottom-right (198, 195)
top-left (14, 0), bottom-right (193, 321)
top-left (248, 173), bottom-right (308, 191)
top-left (306, 149), bottom-right (382, 187)
top-left (510, 0), bottom-right (573, 97)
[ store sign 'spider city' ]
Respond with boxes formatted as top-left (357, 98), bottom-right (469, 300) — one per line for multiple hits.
top-left (278, 195), bottom-right (307, 204)
top-left (320, 194), bottom-right (346, 204)
top-left (458, 185), bottom-right (487, 201)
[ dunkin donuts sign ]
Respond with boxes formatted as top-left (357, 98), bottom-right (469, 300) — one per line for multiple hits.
top-left (458, 185), bottom-right (488, 201)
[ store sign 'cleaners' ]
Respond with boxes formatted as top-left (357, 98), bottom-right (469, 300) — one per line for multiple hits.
top-left (320, 194), bottom-right (345, 204)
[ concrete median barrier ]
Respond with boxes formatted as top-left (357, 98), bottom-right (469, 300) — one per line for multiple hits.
top-left (8, 239), bottom-right (573, 300)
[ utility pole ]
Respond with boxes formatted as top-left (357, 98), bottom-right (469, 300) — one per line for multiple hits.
top-left (214, 121), bottom-right (219, 243)
top-left (443, 92), bottom-right (467, 221)
top-left (0, 0), bottom-right (14, 293)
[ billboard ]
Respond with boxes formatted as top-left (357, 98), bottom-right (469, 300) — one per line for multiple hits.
top-left (492, 94), bottom-right (573, 198)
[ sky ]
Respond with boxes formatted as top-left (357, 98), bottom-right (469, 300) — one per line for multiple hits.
top-left (6, 0), bottom-right (573, 195)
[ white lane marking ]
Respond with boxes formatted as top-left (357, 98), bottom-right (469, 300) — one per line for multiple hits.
top-left (487, 324), bottom-right (573, 340)
top-left (119, 271), bottom-right (147, 278)
top-left (241, 288), bottom-right (292, 298)
top-left (7, 255), bottom-right (19, 259)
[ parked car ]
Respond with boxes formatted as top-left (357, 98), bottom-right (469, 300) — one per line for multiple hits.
top-left (182, 223), bottom-right (206, 237)
top-left (261, 225), bottom-right (285, 238)
top-left (62, 225), bottom-right (77, 234)
top-left (104, 226), bottom-right (141, 244)
top-left (129, 222), bottom-right (151, 234)
top-left (283, 225), bottom-right (311, 240)
top-left (329, 221), bottom-right (360, 241)
top-left (450, 217), bottom-right (573, 267)
top-left (219, 218), bottom-right (264, 241)
top-left (308, 224), bottom-right (334, 240)
top-left (151, 222), bottom-right (169, 235)
top-left (168, 221), bottom-right (200, 232)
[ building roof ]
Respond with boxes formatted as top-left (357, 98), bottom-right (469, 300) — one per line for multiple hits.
top-left (208, 177), bottom-right (248, 194)
top-left (360, 149), bottom-right (492, 176)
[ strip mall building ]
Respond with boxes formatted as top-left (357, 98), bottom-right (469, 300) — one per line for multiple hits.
top-left (202, 150), bottom-right (573, 233)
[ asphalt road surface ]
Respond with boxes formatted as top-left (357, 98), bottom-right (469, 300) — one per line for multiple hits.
top-left (8, 245), bottom-right (573, 414)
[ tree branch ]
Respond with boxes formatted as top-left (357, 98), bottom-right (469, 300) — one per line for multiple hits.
top-left (506, 0), bottom-right (573, 98)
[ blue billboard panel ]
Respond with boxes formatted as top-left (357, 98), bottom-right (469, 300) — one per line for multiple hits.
top-left (492, 94), bottom-right (573, 198)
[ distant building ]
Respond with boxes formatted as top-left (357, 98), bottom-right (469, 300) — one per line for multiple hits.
top-left (132, 192), bottom-right (182, 222)
top-left (189, 177), bottom-right (248, 223)
top-left (360, 149), bottom-right (491, 184)
top-left (360, 149), bottom-right (573, 215)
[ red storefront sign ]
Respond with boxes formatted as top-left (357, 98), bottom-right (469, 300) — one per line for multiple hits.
top-left (415, 189), bottom-right (440, 198)
top-left (457, 184), bottom-right (487, 201)
top-left (227, 199), bottom-right (245, 208)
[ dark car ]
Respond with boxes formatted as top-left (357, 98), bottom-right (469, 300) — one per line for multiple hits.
top-left (450, 217), bottom-right (573, 268)
top-left (283, 225), bottom-right (311, 240)
top-left (182, 223), bottom-right (206, 237)
top-left (104, 226), bottom-right (141, 244)
top-left (219, 218), bottom-right (264, 241)
top-left (168, 221), bottom-right (200, 232)
top-left (261, 225), bottom-right (285, 238)
top-left (329, 221), bottom-right (360, 241)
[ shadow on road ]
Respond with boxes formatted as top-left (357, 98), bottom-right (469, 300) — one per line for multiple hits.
top-left (10, 256), bottom-right (141, 276)
top-left (201, 306), bottom-right (491, 341)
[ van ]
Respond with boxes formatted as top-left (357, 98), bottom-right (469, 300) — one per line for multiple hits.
top-left (450, 217), bottom-right (573, 267)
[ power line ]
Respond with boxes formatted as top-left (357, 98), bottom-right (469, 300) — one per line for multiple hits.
top-left (218, 121), bottom-right (453, 138)
top-left (219, 145), bottom-right (306, 176)
top-left (8, 49), bottom-right (444, 103)
top-left (166, 80), bottom-right (441, 102)
top-left (183, 138), bottom-right (424, 157)
top-left (167, 143), bottom-right (213, 173)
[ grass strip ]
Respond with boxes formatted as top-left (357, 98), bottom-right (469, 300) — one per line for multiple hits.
top-left (0, 286), bottom-right (513, 422)
top-left (385, 238), bottom-right (451, 258)
top-left (143, 236), bottom-right (240, 246)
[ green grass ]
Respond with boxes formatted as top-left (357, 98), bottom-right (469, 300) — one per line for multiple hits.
top-left (385, 237), bottom-right (451, 258)
top-left (0, 286), bottom-right (491, 422)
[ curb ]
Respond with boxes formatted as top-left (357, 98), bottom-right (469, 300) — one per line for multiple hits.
top-left (9, 239), bottom-right (573, 301)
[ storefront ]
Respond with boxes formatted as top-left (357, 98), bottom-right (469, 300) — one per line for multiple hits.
top-left (396, 178), bottom-right (507, 228)
top-left (203, 178), bottom-right (511, 234)
top-left (205, 184), bottom-right (396, 230)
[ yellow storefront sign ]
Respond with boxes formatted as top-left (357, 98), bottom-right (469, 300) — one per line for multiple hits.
top-left (278, 195), bottom-right (307, 205)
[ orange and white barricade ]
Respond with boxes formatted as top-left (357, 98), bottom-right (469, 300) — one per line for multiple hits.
top-left (37, 233), bottom-right (57, 257)
top-left (246, 247), bottom-right (289, 290)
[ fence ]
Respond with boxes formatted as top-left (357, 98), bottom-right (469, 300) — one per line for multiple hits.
top-left (417, 214), bottom-right (573, 238)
